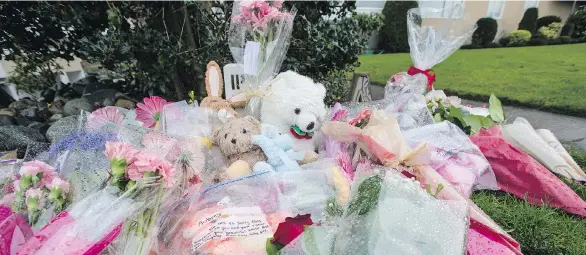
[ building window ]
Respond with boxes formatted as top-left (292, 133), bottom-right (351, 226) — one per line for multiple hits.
top-left (524, 0), bottom-right (539, 10)
top-left (487, 0), bottom-right (506, 19)
top-left (419, 0), bottom-right (465, 19)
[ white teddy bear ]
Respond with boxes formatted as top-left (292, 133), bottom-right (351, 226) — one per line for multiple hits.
top-left (258, 71), bottom-right (327, 163)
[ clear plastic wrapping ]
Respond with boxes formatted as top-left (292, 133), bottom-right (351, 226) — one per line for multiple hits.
top-left (333, 168), bottom-right (469, 255)
top-left (17, 178), bottom-right (161, 255)
top-left (404, 121), bottom-right (498, 197)
top-left (228, 0), bottom-right (297, 117)
top-left (385, 7), bottom-right (476, 96)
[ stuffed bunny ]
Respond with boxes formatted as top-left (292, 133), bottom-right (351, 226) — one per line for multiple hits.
top-left (200, 61), bottom-right (238, 120)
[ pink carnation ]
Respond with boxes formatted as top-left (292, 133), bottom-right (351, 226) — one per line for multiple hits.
top-left (127, 152), bottom-right (175, 187)
top-left (136, 96), bottom-right (169, 128)
top-left (25, 188), bottom-right (45, 208)
top-left (0, 193), bottom-right (15, 206)
top-left (19, 161), bottom-right (57, 186)
top-left (86, 106), bottom-right (124, 130)
top-left (13, 179), bottom-right (21, 192)
top-left (48, 177), bottom-right (70, 194)
top-left (104, 142), bottom-right (138, 163)
top-left (349, 109), bottom-right (372, 126)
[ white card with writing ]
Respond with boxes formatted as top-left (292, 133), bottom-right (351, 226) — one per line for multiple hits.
top-left (189, 206), bottom-right (271, 251)
top-left (243, 41), bottom-right (260, 75)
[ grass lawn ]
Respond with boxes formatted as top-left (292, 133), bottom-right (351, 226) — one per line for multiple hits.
top-left (355, 44), bottom-right (586, 117)
top-left (470, 145), bottom-right (586, 255)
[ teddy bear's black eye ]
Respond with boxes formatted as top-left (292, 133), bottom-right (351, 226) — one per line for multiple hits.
top-left (242, 129), bottom-right (247, 134)
top-left (294, 108), bottom-right (300, 115)
top-left (224, 134), bottom-right (227, 139)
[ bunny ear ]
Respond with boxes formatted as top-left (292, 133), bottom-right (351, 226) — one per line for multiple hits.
top-left (205, 61), bottom-right (224, 98)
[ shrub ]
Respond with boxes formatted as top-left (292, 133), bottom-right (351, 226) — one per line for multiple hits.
top-left (547, 38), bottom-right (561, 45)
top-left (498, 36), bottom-right (510, 46)
top-left (527, 38), bottom-right (548, 46)
top-left (518, 7), bottom-right (539, 34)
top-left (538, 22), bottom-right (563, 39)
top-left (378, 0), bottom-right (419, 53)
top-left (559, 36), bottom-right (572, 44)
top-left (460, 44), bottom-right (483, 50)
top-left (472, 17), bottom-right (498, 45)
top-left (561, 23), bottom-right (575, 36)
top-left (568, 9), bottom-right (586, 38)
top-left (314, 70), bottom-right (349, 106)
top-left (508, 30), bottom-right (532, 46)
top-left (484, 42), bottom-right (502, 48)
top-left (537, 15), bottom-right (562, 30)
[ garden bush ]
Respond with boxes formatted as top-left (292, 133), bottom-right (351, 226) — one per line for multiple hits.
top-left (527, 38), bottom-right (548, 46)
top-left (559, 36), bottom-right (572, 44)
top-left (536, 15), bottom-right (561, 30)
top-left (315, 70), bottom-right (349, 106)
top-left (498, 36), bottom-right (510, 46)
top-left (538, 22), bottom-right (563, 39)
top-left (508, 30), bottom-right (532, 46)
top-left (547, 38), bottom-right (561, 45)
top-left (484, 42), bottom-right (501, 48)
top-left (472, 17), bottom-right (498, 45)
top-left (560, 23), bottom-right (575, 36)
top-left (568, 9), bottom-right (586, 38)
top-left (518, 7), bottom-right (539, 34)
top-left (460, 44), bottom-right (483, 50)
top-left (378, 0), bottom-right (419, 53)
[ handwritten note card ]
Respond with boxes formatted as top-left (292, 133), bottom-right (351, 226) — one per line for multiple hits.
top-left (190, 206), bottom-right (271, 251)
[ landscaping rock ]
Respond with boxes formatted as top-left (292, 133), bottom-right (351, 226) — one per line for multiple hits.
top-left (63, 98), bottom-right (92, 116)
top-left (27, 122), bottom-right (50, 137)
top-left (57, 87), bottom-right (81, 101)
top-left (0, 108), bottom-right (15, 117)
top-left (49, 114), bottom-right (63, 123)
top-left (9, 99), bottom-right (35, 112)
top-left (19, 108), bottom-right (43, 122)
top-left (0, 89), bottom-right (14, 108)
top-left (84, 89), bottom-right (118, 107)
top-left (46, 115), bottom-right (79, 143)
top-left (115, 99), bottom-right (135, 109)
top-left (15, 115), bottom-right (33, 127)
top-left (0, 115), bottom-right (17, 127)
top-left (0, 125), bottom-right (48, 158)
top-left (41, 88), bottom-right (56, 103)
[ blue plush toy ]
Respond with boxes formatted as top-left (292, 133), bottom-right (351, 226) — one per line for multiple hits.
top-left (252, 124), bottom-right (304, 172)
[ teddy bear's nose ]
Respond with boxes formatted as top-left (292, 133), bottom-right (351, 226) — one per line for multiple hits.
top-left (306, 122), bottom-right (315, 131)
top-left (231, 139), bottom-right (236, 144)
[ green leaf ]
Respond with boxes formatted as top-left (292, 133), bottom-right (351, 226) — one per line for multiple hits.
top-left (302, 226), bottom-right (321, 255)
top-left (479, 116), bottom-right (495, 129)
top-left (489, 94), bottom-right (505, 123)
top-left (266, 238), bottom-right (284, 255)
top-left (433, 112), bottom-right (443, 123)
top-left (463, 114), bottom-right (482, 134)
top-left (448, 105), bottom-right (465, 127)
top-left (347, 175), bottom-right (382, 216)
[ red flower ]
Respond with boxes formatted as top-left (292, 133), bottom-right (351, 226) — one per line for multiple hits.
top-left (271, 214), bottom-right (313, 247)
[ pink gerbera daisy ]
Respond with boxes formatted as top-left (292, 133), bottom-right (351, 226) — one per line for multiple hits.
top-left (136, 96), bottom-right (169, 128)
top-left (86, 106), bottom-right (124, 130)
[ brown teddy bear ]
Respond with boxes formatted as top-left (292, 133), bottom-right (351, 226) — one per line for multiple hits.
top-left (211, 116), bottom-right (267, 181)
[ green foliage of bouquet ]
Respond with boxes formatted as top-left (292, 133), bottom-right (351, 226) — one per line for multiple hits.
top-left (428, 94), bottom-right (504, 135)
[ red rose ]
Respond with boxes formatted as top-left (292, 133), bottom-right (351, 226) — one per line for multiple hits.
top-left (271, 214), bottom-right (313, 247)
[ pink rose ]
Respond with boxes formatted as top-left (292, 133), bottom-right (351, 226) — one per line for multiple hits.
top-left (105, 142), bottom-right (138, 163)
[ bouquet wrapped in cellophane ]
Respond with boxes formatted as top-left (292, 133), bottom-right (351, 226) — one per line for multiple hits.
top-left (227, 0), bottom-right (297, 118)
top-left (385, 6), bottom-right (476, 96)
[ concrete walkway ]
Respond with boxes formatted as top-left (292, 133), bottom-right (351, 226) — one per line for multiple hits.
top-left (370, 84), bottom-right (586, 150)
